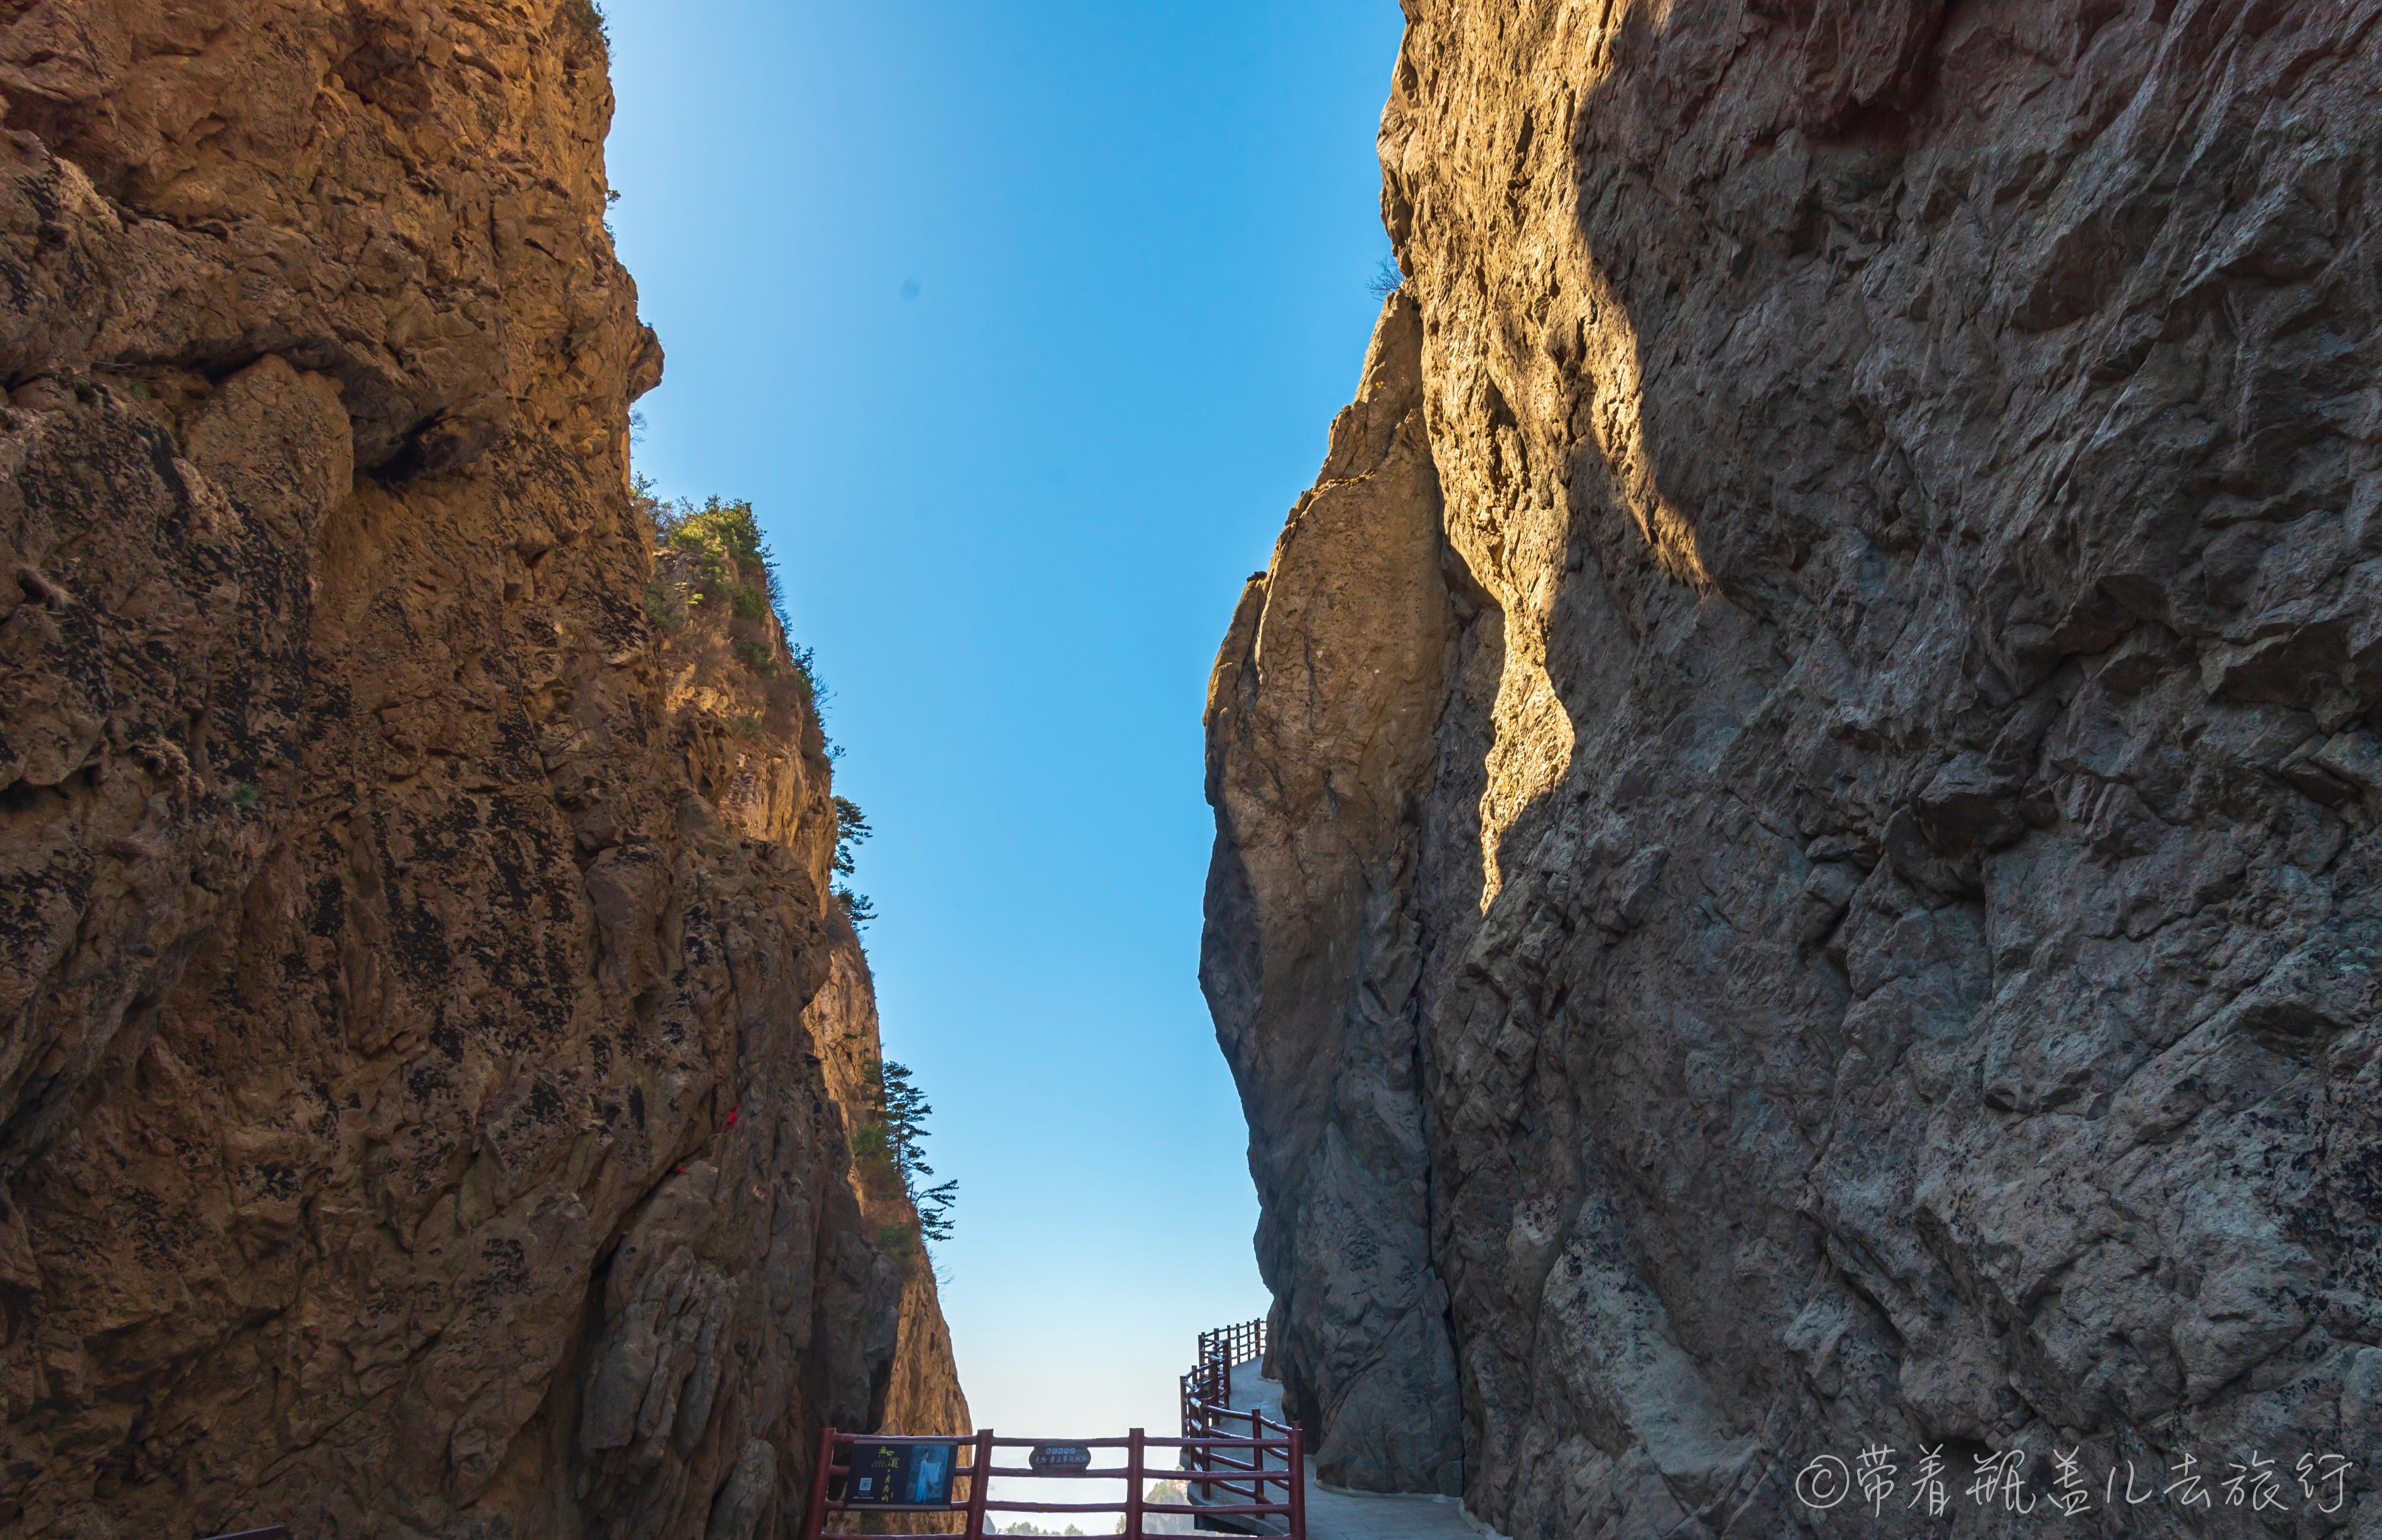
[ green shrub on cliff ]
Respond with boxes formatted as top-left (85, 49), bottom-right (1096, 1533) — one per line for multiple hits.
top-left (639, 486), bottom-right (858, 812)
top-left (848, 1118), bottom-right (900, 1197)
top-left (663, 496), bottom-right (766, 571)
top-left (651, 494), bottom-right (797, 640)
top-left (641, 579), bottom-right (683, 633)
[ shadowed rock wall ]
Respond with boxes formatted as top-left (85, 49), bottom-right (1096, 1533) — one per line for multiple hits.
top-left (0, 3), bottom-right (964, 1535)
top-left (1205, 2), bottom-right (2382, 1535)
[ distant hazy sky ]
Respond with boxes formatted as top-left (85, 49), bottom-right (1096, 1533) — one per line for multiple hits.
top-left (602, 0), bottom-right (1404, 1445)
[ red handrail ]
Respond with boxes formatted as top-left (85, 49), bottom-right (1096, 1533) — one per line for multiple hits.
top-left (801, 1419), bottom-right (1303, 1540)
top-left (1177, 1319), bottom-right (1297, 1534)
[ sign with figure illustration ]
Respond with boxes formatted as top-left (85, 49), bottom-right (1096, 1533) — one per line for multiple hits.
top-left (843, 1441), bottom-right (959, 1508)
top-left (1029, 1443), bottom-right (1093, 1474)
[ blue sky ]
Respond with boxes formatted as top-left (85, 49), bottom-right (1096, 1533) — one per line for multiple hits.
top-left (601, 0), bottom-right (1405, 1444)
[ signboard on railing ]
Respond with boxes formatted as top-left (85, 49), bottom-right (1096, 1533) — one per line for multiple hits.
top-left (843, 1439), bottom-right (960, 1507)
top-left (1029, 1442), bottom-right (1093, 1473)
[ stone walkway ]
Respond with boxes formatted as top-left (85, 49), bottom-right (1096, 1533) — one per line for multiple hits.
top-left (1209, 1360), bottom-right (1494, 1540)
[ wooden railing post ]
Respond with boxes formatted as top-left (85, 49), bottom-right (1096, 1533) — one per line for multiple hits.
top-left (1287, 1424), bottom-right (1305, 1540)
top-left (1125, 1427), bottom-right (1145, 1540)
top-left (963, 1428), bottom-right (994, 1540)
top-left (1257, 1403), bottom-right (1271, 1506)
top-left (802, 1426), bottom-right (837, 1540)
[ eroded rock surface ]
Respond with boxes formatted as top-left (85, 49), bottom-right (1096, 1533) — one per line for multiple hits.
top-left (1206, 4), bottom-right (2382, 1535)
top-left (0, 3), bottom-right (964, 1535)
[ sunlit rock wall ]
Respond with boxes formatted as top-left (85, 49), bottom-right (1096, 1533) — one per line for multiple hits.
top-left (0, 3), bottom-right (964, 1535)
top-left (1205, 3), bottom-right (2381, 1535)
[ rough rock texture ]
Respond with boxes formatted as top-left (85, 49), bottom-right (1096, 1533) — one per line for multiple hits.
top-left (0, 2), bottom-right (964, 1536)
top-left (1205, 2), bottom-right (2382, 1536)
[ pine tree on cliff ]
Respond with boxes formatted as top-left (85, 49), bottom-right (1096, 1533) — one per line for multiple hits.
top-left (834, 795), bottom-right (876, 926)
top-left (880, 1060), bottom-right (958, 1241)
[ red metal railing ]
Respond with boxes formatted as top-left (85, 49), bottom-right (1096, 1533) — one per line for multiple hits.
top-left (1177, 1319), bottom-right (1296, 1536)
top-left (1177, 1400), bottom-right (1300, 1533)
top-left (1180, 1356), bottom-right (1226, 1426)
top-left (1179, 1316), bottom-right (1266, 1436)
top-left (1202, 1319), bottom-right (1266, 1374)
top-left (801, 1422), bottom-right (1302, 1540)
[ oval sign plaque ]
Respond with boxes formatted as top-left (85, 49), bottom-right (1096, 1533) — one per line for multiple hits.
top-left (1028, 1442), bottom-right (1093, 1474)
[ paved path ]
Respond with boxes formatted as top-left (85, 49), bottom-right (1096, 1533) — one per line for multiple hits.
top-left (1214, 1360), bottom-right (1493, 1540)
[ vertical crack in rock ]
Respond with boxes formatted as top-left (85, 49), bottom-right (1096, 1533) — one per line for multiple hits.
top-left (1207, 3), bottom-right (2382, 1536)
top-left (0, 2), bottom-right (966, 1535)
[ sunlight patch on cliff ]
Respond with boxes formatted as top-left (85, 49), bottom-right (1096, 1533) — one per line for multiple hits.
top-left (1425, 316), bottom-right (1583, 912)
top-left (1461, 266), bottom-right (1705, 912)
top-left (1556, 0), bottom-right (1713, 590)
top-left (1454, 0), bottom-right (1709, 911)
top-left (1478, 633), bottom-right (1574, 909)
top-left (1578, 262), bottom-right (1712, 592)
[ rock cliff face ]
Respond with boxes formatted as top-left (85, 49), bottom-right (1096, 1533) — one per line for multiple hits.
top-left (0, 2), bottom-right (964, 1536)
top-left (1205, 3), bottom-right (2382, 1535)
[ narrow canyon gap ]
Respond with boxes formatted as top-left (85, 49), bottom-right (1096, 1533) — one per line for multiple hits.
top-left (0, 3), bottom-right (964, 1535)
top-left (1205, 2), bottom-right (2382, 1536)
